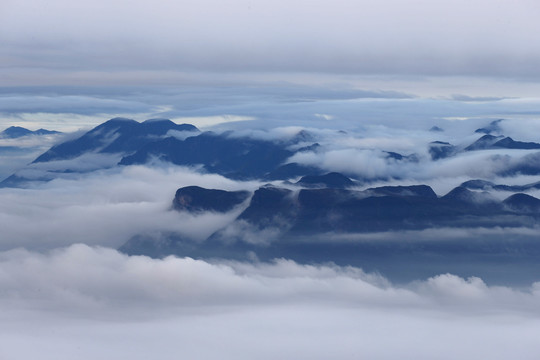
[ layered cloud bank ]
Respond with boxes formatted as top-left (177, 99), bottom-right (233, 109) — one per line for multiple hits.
top-left (5, 244), bottom-right (538, 314)
top-left (0, 244), bottom-right (539, 360)
top-left (0, 165), bottom-right (260, 250)
top-left (2, 0), bottom-right (540, 82)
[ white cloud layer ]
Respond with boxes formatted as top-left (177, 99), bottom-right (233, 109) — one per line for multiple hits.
top-left (0, 244), bottom-right (539, 359)
top-left (0, 165), bottom-right (260, 250)
top-left (0, 133), bottom-right (64, 179)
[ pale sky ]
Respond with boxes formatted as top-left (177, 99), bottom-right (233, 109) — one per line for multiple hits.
top-left (2, 0), bottom-right (540, 131)
top-left (1, 0), bottom-right (540, 92)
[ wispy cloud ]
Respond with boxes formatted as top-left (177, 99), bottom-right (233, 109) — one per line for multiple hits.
top-left (0, 165), bottom-right (261, 250)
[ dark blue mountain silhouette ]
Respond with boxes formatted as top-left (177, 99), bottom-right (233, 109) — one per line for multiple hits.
top-left (366, 185), bottom-right (437, 198)
top-left (210, 184), bottom-right (526, 235)
top-left (33, 118), bottom-right (198, 163)
top-left (224, 183), bottom-right (524, 235)
top-left (503, 193), bottom-right (540, 213)
top-left (493, 137), bottom-right (540, 150)
top-left (465, 135), bottom-right (540, 151)
top-left (173, 186), bottom-right (250, 213)
top-left (2, 119), bottom-right (329, 186)
top-left (1, 126), bottom-right (61, 138)
top-left (429, 141), bottom-right (456, 160)
top-left (237, 185), bottom-right (296, 226)
top-left (465, 134), bottom-right (504, 151)
top-left (120, 183), bottom-right (540, 264)
top-left (119, 131), bottom-right (295, 180)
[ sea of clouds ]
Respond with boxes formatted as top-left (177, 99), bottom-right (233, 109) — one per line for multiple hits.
top-left (0, 161), bottom-right (539, 358)
top-left (4, 0), bottom-right (540, 355)
top-left (2, 86), bottom-right (540, 358)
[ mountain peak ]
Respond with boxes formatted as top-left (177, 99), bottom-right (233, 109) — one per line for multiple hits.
top-left (1, 126), bottom-right (61, 139)
top-left (503, 193), bottom-right (540, 213)
top-left (465, 134), bottom-right (504, 151)
top-left (1, 126), bottom-right (33, 138)
top-left (492, 137), bottom-right (540, 150)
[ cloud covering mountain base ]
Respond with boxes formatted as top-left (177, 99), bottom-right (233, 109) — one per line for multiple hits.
top-left (2, 96), bottom-right (540, 359)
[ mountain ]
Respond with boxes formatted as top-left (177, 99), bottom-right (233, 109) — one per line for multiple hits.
top-left (503, 193), bottom-right (540, 213)
top-left (365, 185), bottom-right (437, 198)
top-left (429, 141), bottom-right (456, 160)
top-left (459, 179), bottom-right (498, 190)
top-left (216, 183), bottom-right (526, 233)
top-left (474, 119), bottom-right (503, 135)
top-left (173, 186), bottom-right (250, 213)
top-left (120, 182), bottom-right (540, 260)
top-left (5, 117), bottom-right (540, 190)
top-left (119, 131), bottom-right (296, 180)
top-left (33, 118), bottom-right (198, 163)
top-left (1, 118), bottom-right (333, 186)
top-left (440, 186), bottom-right (499, 211)
top-left (465, 135), bottom-right (540, 151)
top-left (465, 134), bottom-right (504, 151)
top-left (492, 137), bottom-right (540, 150)
top-left (1, 126), bottom-right (61, 138)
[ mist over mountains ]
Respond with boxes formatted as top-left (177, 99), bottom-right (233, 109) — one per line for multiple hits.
top-left (5, 116), bottom-right (540, 186)
top-left (4, 0), bottom-right (540, 357)
top-left (2, 117), bottom-right (540, 284)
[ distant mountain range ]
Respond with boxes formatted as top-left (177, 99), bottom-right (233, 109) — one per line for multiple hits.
top-left (1, 117), bottom-right (330, 186)
top-left (33, 118), bottom-right (197, 163)
top-left (429, 135), bottom-right (540, 160)
top-left (0, 126), bottom-right (61, 138)
top-left (4, 117), bottom-right (540, 188)
top-left (465, 135), bottom-right (540, 151)
top-left (120, 177), bottom-right (540, 261)
top-left (3, 117), bottom-right (540, 275)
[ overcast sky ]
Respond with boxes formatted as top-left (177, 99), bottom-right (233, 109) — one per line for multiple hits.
top-left (2, 0), bottom-right (540, 91)
top-left (2, 0), bottom-right (540, 131)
